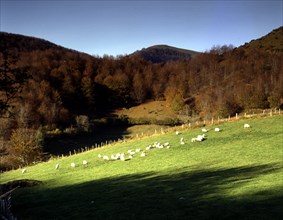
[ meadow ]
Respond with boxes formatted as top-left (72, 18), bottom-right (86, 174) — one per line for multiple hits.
top-left (1, 115), bottom-right (283, 220)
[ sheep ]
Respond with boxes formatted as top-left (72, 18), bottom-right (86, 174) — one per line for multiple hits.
top-left (214, 128), bottom-right (221, 132)
top-left (146, 146), bottom-right (152, 150)
top-left (202, 128), bottom-right (208, 133)
top-left (103, 155), bottom-right (109, 161)
top-left (98, 154), bottom-right (102, 158)
top-left (176, 131), bottom-right (180, 135)
top-left (71, 162), bottom-right (76, 168)
top-left (141, 152), bottom-right (146, 157)
top-left (244, 123), bottom-right (250, 128)
top-left (135, 149), bottom-right (141, 152)
top-left (82, 160), bottom-right (88, 166)
top-left (129, 151), bottom-right (136, 155)
top-left (180, 137), bottom-right (185, 145)
top-left (192, 135), bottom-right (205, 142)
top-left (120, 154), bottom-right (125, 161)
top-left (55, 163), bottom-right (60, 170)
top-left (111, 155), bottom-right (117, 160)
top-left (164, 142), bottom-right (170, 147)
top-left (196, 134), bottom-right (206, 142)
top-left (22, 168), bottom-right (27, 174)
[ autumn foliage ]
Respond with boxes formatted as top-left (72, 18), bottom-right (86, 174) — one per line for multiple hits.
top-left (0, 27), bottom-right (282, 169)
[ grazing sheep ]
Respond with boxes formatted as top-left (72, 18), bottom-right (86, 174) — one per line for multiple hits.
top-left (214, 128), bottom-right (221, 132)
top-left (180, 137), bottom-right (185, 145)
top-left (55, 163), bottom-right (60, 170)
top-left (103, 155), bottom-right (109, 161)
top-left (135, 149), bottom-right (141, 152)
top-left (196, 134), bottom-right (206, 142)
top-left (202, 128), bottom-right (208, 133)
top-left (191, 137), bottom-right (196, 142)
top-left (141, 152), bottom-right (146, 157)
top-left (120, 154), bottom-right (125, 161)
top-left (82, 160), bottom-right (88, 166)
top-left (71, 162), bottom-right (76, 168)
top-left (244, 123), bottom-right (250, 128)
top-left (164, 142), bottom-right (170, 147)
top-left (176, 131), bottom-right (180, 135)
top-left (98, 154), bottom-right (102, 158)
top-left (22, 168), bottom-right (27, 174)
top-left (146, 145), bottom-right (153, 150)
top-left (111, 155), bottom-right (117, 160)
top-left (129, 151), bottom-right (136, 155)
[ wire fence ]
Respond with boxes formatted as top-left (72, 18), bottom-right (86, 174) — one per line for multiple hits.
top-left (56, 108), bottom-right (281, 159)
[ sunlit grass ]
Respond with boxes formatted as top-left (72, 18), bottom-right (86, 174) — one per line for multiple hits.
top-left (1, 115), bottom-right (282, 219)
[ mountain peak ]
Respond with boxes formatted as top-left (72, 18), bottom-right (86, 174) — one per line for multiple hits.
top-left (131, 45), bottom-right (200, 63)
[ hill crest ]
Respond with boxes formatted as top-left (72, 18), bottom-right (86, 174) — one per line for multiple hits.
top-left (131, 44), bottom-right (200, 63)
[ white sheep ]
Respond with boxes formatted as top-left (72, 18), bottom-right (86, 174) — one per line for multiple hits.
top-left (55, 163), bottom-right (60, 170)
top-left (103, 155), bottom-right (109, 161)
top-left (98, 154), bottom-right (102, 158)
top-left (141, 152), bottom-right (146, 157)
top-left (82, 160), bottom-right (88, 166)
top-left (191, 137), bottom-right (196, 142)
top-left (146, 145), bottom-right (152, 150)
top-left (71, 162), bottom-right (76, 168)
top-left (120, 154), bottom-right (125, 161)
top-left (214, 128), bottom-right (221, 132)
top-left (164, 142), bottom-right (170, 147)
top-left (22, 168), bottom-right (27, 174)
top-left (129, 151), bottom-right (136, 155)
top-left (176, 131), bottom-right (180, 135)
top-left (180, 137), bottom-right (185, 145)
top-left (244, 123), bottom-right (250, 128)
top-left (202, 128), bottom-right (208, 133)
top-left (135, 149), bottom-right (141, 152)
top-left (196, 134), bottom-right (206, 142)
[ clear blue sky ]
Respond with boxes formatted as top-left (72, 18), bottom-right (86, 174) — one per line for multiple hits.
top-left (1, 0), bottom-right (282, 56)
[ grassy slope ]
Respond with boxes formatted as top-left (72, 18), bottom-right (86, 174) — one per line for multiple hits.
top-left (115, 100), bottom-right (176, 120)
top-left (1, 115), bottom-right (283, 219)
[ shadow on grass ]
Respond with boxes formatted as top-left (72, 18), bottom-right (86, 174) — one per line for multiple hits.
top-left (13, 163), bottom-right (283, 220)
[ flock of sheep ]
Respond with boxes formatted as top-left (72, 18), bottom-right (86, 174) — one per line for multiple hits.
top-left (21, 123), bottom-right (251, 173)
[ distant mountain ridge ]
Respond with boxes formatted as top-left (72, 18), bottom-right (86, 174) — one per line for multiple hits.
top-left (130, 45), bottom-right (200, 63)
top-left (239, 26), bottom-right (283, 53)
top-left (0, 32), bottom-right (85, 55)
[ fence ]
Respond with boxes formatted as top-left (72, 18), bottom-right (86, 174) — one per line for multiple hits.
top-left (58, 108), bottom-right (281, 159)
top-left (0, 187), bottom-right (18, 220)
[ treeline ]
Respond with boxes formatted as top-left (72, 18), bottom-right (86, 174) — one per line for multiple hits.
top-left (0, 29), bottom-right (283, 169)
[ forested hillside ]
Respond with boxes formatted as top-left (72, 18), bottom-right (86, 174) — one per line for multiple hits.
top-left (130, 44), bottom-right (199, 63)
top-left (0, 26), bottom-right (282, 169)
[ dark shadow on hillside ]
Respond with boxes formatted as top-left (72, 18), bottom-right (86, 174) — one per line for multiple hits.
top-left (12, 163), bottom-right (283, 220)
top-left (44, 125), bottom-right (130, 156)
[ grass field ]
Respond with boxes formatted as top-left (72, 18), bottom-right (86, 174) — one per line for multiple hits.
top-left (1, 115), bottom-right (283, 219)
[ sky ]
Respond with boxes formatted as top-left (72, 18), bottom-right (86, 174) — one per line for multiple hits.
top-left (1, 0), bottom-right (282, 56)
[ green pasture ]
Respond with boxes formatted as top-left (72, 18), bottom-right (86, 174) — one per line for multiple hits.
top-left (1, 115), bottom-right (283, 219)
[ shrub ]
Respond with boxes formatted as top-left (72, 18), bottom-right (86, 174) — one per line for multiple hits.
top-left (6, 128), bottom-right (44, 167)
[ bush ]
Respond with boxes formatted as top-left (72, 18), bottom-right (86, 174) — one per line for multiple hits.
top-left (6, 128), bottom-right (44, 167)
top-left (76, 115), bottom-right (90, 132)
